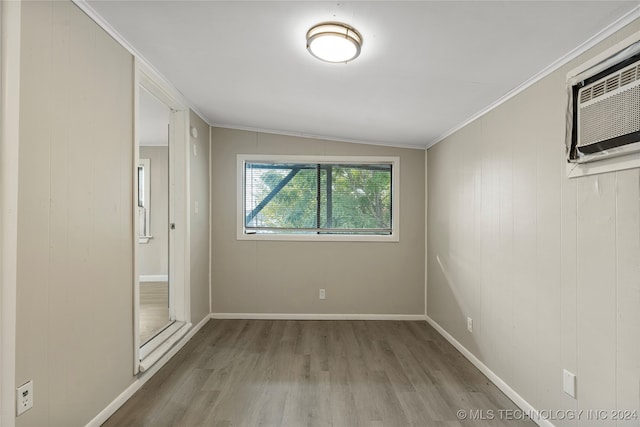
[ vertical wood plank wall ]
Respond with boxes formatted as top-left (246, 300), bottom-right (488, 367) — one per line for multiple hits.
top-left (210, 128), bottom-right (425, 316)
top-left (427, 19), bottom-right (640, 427)
top-left (14, 3), bottom-right (213, 426)
top-left (11, 1), bottom-right (638, 426)
top-left (16, 2), bottom-right (134, 426)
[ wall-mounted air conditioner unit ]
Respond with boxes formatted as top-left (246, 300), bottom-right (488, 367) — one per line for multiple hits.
top-left (566, 31), bottom-right (640, 177)
top-left (574, 58), bottom-right (640, 162)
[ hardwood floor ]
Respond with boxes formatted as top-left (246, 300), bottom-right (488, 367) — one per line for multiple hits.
top-left (104, 320), bottom-right (535, 427)
top-left (140, 281), bottom-right (170, 344)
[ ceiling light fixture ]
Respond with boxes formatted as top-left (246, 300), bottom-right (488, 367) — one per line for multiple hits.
top-left (306, 22), bottom-right (362, 63)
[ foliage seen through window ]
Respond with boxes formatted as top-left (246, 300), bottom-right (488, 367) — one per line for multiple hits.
top-left (244, 162), bottom-right (392, 235)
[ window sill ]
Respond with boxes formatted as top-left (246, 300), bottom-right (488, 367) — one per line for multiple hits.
top-left (237, 232), bottom-right (399, 242)
top-left (138, 235), bottom-right (153, 244)
top-left (566, 151), bottom-right (640, 178)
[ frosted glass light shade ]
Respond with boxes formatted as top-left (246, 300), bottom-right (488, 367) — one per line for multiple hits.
top-left (306, 22), bottom-right (362, 63)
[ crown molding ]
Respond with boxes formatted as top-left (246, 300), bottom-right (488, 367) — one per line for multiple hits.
top-left (427, 5), bottom-right (640, 150)
top-left (71, 0), bottom-right (210, 125)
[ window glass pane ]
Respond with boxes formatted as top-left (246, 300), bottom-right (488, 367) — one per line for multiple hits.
top-left (244, 161), bottom-right (392, 235)
top-left (321, 164), bottom-right (391, 231)
top-left (245, 163), bottom-right (317, 228)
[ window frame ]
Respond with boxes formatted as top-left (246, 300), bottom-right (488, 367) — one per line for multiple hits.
top-left (237, 154), bottom-right (400, 242)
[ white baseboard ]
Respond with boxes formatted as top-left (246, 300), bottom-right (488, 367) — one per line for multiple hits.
top-left (85, 315), bottom-right (211, 427)
top-left (210, 313), bottom-right (426, 321)
top-left (425, 316), bottom-right (555, 427)
top-left (139, 274), bottom-right (168, 282)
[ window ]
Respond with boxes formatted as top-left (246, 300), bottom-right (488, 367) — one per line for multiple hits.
top-left (237, 155), bottom-right (399, 241)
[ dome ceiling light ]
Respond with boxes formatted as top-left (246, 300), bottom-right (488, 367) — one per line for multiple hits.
top-left (306, 22), bottom-right (363, 63)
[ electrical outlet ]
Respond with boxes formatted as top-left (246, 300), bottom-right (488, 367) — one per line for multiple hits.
top-left (563, 369), bottom-right (576, 398)
top-left (16, 380), bottom-right (33, 416)
top-left (319, 289), bottom-right (326, 300)
top-left (467, 317), bottom-right (473, 333)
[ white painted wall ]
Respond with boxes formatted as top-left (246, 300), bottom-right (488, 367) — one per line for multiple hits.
top-left (16, 2), bottom-right (134, 426)
top-left (210, 127), bottom-right (425, 316)
top-left (1, 1), bottom-right (21, 425)
top-left (13, 2), bottom-right (212, 426)
top-left (427, 19), bottom-right (640, 427)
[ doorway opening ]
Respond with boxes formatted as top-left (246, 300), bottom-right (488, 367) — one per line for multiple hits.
top-left (134, 60), bottom-right (191, 373)
top-left (137, 88), bottom-right (172, 345)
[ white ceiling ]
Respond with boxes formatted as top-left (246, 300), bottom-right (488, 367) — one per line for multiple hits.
top-left (86, 1), bottom-right (639, 149)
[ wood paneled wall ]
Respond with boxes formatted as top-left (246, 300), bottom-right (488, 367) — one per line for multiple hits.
top-left (427, 19), bottom-right (640, 427)
top-left (16, 2), bottom-right (134, 425)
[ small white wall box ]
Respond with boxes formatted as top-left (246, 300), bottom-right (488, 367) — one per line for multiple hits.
top-left (16, 380), bottom-right (33, 415)
top-left (563, 369), bottom-right (576, 398)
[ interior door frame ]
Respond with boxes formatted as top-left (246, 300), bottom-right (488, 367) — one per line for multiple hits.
top-left (133, 59), bottom-right (191, 374)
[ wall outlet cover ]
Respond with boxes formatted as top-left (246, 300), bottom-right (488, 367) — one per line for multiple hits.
top-left (563, 369), bottom-right (576, 398)
top-left (16, 380), bottom-right (33, 416)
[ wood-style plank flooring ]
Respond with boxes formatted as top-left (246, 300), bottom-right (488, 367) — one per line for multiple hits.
top-left (104, 320), bottom-right (535, 427)
top-left (139, 281), bottom-right (170, 344)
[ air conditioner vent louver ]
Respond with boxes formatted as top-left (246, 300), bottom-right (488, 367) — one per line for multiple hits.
top-left (606, 75), bottom-right (620, 91)
top-left (579, 62), bottom-right (640, 104)
top-left (591, 81), bottom-right (606, 99)
top-left (577, 58), bottom-right (640, 154)
top-left (620, 66), bottom-right (637, 86)
top-left (580, 88), bottom-right (592, 103)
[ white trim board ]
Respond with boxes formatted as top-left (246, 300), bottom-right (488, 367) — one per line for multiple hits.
top-left (210, 313), bottom-right (426, 321)
top-left (208, 125), bottom-right (212, 316)
top-left (424, 150), bottom-right (428, 318)
top-left (237, 154), bottom-right (401, 243)
top-left (210, 121), bottom-right (426, 151)
top-left (428, 5), bottom-right (640, 149)
top-left (133, 57), bottom-right (192, 375)
top-left (425, 316), bottom-right (555, 427)
top-left (85, 315), bottom-right (210, 427)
